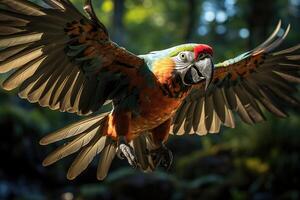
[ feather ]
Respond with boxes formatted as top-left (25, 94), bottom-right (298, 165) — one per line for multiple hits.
top-left (208, 111), bottom-right (221, 133)
top-left (0, 10), bottom-right (29, 25)
top-left (192, 98), bottom-right (204, 132)
top-left (212, 87), bottom-right (226, 123)
top-left (223, 107), bottom-right (235, 128)
top-left (48, 62), bottom-right (75, 108)
top-left (287, 55), bottom-right (300, 61)
top-left (273, 44), bottom-right (300, 56)
top-left (42, 125), bottom-right (99, 166)
top-left (26, 52), bottom-right (66, 103)
top-left (132, 134), bottom-right (149, 170)
top-left (254, 71), bottom-right (296, 93)
top-left (196, 100), bottom-right (207, 135)
top-left (2, 55), bottom-right (47, 90)
top-left (257, 86), bottom-right (288, 117)
top-left (36, 56), bottom-right (68, 106)
top-left (97, 139), bottom-right (117, 180)
top-left (70, 73), bottom-right (85, 108)
top-left (274, 71), bottom-right (300, 84)
top-left (18, 47), bottom-right (64, 99)
top-left (224, 86), bottom-right (238, 111)
top-left (0, 43), bottom-right (32, 62)
top-left (173, 101), bottom-right (191, 134)
top-left (0, 26), bottom-right (25, 35)
top-left (264, 25), bottom-right (290, 53)
top-left (60, 70), bottom-right (81, 112)
top-left (67, 134), bottom-right (109, 180)
top-left (43, 0), bottom-right (64, 10)
top-left (78, 76), bottom-right (98, 115)
top-left (0, 0), bottom-right (46, 16)
top-left (50, 63), bottom-right (74, 106)
top-left (40, 114), bottom-right (108, 145)
top-left (0, 32), bottom-right (43, 48)
top-left (184, 101), bottom-right (197, 134)
top-left (234, 84), bottom-right (265, 123)
top-left (72, 78), bottom-right (87, 115)
top-left (253, 20), bottom-right (282, 53)
top-left (204, 95), bottom-right (214, 131)
top-left (0, 45), bottom-right (44, 73)
top-left (235, 93), bottom-right (253, 124)
top-left (266, 83), bottom-right (299, 106)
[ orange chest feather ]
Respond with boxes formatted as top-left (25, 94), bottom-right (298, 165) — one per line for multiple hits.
top-left (130, 82), bottom-right (189, 133)
top-left (109, 58), bottom-right (189, 132)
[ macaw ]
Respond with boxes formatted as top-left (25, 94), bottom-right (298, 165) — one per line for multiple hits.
top-left (0, 0), bottom-right (300, 180)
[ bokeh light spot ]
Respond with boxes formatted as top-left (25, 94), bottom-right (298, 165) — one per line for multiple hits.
top-left (216, 11), bottom-right (228, 23)
top-left (198, 26), bottom-right (209, 36)
top-left (216, 25), bottom-right (227, 34)
top-left (239, 28), bottom-right (250, 39)
top-left (204, 11), bottom-right (215, 22)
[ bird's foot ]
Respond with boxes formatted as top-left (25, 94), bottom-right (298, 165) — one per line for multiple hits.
top-left (149, 144), bottom-right (173, 170)
top-left (117, 138), bottom-right (137, 168)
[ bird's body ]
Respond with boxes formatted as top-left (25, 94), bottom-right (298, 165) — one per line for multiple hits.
top-left (105, 47), bottom-right (196, 143)
top-left (1, 0), bottom-right (300, 180)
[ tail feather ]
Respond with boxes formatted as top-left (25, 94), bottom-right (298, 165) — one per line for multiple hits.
top-left (40, 112), bottom-right (119, 180)
top-left (132, 134), bottom-right (150, 171)
top-left (67, 135), bottom-right (113, 180)
top-left (96, 139), bottom-right (117, 180)
top-left (40, 113), bottom-right (108, 145)
top-left (42, 124), bottom-right (100, 166)
top-left (41, 113), bottom-right (164, 180)
top-left (131, 133), bottom-right (161, 172)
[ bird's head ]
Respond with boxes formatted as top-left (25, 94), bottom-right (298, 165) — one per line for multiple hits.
top-left (173, 44), bottom-right (214, 89)
top-left (150, 44), bottom-right (214, 90)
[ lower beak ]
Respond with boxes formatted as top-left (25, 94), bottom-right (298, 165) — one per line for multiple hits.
top-left (194, 57), bottom-right (214, 90)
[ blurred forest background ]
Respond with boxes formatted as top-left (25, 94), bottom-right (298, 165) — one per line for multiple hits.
top-left (0, 0), bottom-right (300, 199)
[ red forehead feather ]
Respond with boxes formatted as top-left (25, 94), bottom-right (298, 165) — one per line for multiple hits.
top-left (194, 44), bottom-right (213, 59)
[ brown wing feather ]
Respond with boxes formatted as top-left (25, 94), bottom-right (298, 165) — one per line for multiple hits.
top-left (172, 21), bottom-right (300, 136)
top-left (0, 0), bottom-right (144, 116)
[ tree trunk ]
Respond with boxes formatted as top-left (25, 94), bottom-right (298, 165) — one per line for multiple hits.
top-left (247, 0), bottom-right (276, 48)
top-left (113, 0), bottom-right (125, 45)
top-left (184, 0), bottom-right (197, 42)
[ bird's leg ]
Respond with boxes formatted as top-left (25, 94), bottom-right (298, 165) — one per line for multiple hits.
top-left (116, 136), bottom-right (137, 168)
top-left (149, 143), bottom-right (173, 170)
top-left (149, 119), bottom-right (173, 170)
top-left (107, 111), bottom-right (137, 168)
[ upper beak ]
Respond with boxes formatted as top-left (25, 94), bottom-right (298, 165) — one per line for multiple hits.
top-left (194, 57), bottom-right (214, 90)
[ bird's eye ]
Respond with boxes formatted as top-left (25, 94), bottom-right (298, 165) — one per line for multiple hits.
top-left (178, 52), bottom-right (187, 61)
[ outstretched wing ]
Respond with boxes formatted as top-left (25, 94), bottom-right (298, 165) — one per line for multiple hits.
top-left (0, 0), bottom-right (144, 115)
top-left (172, 21), bottom-right (300, 135)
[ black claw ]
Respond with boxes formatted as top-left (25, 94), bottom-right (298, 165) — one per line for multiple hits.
top-left (149, 144), bottom-right (173, 170)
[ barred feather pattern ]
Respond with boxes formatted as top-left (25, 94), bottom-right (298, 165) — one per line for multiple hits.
top-left (0, 0), bottom-right (143, 116)
top-left (172, 21), bottom-right (300, 135)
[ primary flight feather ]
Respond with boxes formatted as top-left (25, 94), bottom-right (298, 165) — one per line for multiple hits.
top-left (0, 0), bottom-right (299, 180)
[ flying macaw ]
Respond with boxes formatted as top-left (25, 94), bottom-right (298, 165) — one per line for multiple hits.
top-left (0, 0), bottom-right (300, 180)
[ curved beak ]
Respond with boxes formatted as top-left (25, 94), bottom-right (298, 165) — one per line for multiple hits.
top-left (194, 57), bottom-right (214, 90)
